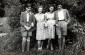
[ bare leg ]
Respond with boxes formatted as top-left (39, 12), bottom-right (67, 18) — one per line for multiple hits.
top-left (51, 40), bottom-right (53, 50)
top-left (62, 35), bottom-right (65, 49)
top-left (41, 40), bottom-right (43, 50)
top-left (38, 40), bottom-right (41, 51)
top-left (27, 37), bottom-right (30, 51)
top-left (22, 37), bottom-right (26, 52)
top-left (58, 35), bottom-right (62, 49)
top-left (60, 35), bottom-right (65, 55)
top-left (47, 39), bottom-right (51, 49)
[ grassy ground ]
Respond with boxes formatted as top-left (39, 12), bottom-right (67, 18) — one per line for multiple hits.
top-left (5, 48), bottom-right (85, 55)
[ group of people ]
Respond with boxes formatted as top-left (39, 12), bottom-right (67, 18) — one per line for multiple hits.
top-left (20, 3), bottom-right (70, 52)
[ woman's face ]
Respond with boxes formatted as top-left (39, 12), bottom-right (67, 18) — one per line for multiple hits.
top-left (49, 6), bottom-right (54, 12)
top-left (38, 7), bottom-right (43, 13)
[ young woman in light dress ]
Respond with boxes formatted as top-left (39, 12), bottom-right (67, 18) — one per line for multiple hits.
top-left (35, 6), bottom-right (46, 51)
top-left (45, 5), bottom-right (56, 50)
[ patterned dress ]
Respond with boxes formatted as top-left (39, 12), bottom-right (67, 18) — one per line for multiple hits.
top-left (35, 13), bottom-right (46, 40)
top-left (45, 12), bottom-right (56, 39)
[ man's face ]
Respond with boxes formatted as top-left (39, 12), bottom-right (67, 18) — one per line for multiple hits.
top-left (26, 7), bottom-right (31, 12)
top-left (57, 5), bottom-right (62, 10)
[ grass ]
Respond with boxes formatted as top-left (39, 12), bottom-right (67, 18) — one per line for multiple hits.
top-left (5, 47), bottom-right (85, 55)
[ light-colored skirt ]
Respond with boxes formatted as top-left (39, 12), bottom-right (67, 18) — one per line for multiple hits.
top-left (46, 20), bottom-right (56, 39)
top-left (36, 22), bottom-right (46, 40)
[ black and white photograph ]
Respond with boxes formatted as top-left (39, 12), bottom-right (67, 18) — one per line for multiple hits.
top-left (0, 0), bottom-right (85, 55)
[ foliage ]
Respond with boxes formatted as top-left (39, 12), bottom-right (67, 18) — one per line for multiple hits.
top-left (0, 0), bottom-right (85, 55)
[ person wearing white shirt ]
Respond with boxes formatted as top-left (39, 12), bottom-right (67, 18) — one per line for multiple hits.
top-left (20, 4), bottom-right (35, 52)
top-left (54, 4), bottom-right (70, 53)
top-left (27, 12), bottom-right (30, 22)
top-left (58, 9), bottom-right (65, 20)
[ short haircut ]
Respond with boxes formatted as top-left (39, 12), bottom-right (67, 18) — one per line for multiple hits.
top-left (57, 3), bottom-right (63, 6)
top-left (38, 6), bottom-right (43, 9)
top-left (49, 4), bottom-right (54, 8)
top-left (57, 4), bottom-right (62, 7)
top-left (26, 3), bottom-right (31, 8)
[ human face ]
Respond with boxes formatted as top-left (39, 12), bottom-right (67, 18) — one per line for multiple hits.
top-left (49, 6), bottom-right (54, 12)
top-left (26, 7), bottom-right (31, 12)
top-left (57, 5), bottom-right (62, 10)
top-left (38, 7), bottom-right (43, 13)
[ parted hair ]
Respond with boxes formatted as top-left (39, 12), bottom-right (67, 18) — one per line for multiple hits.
top-left (38, 6), bottom-right (43, 9)
top-left (25, 3), bottom-right (31, 8)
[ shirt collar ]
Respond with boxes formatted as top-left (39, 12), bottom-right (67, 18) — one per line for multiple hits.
top-left (48, 12), bottom-right (54, 14)
top-left (58, 9), bottom-right (63, 11)
top-left (26, 11), bottom-right (31, 14)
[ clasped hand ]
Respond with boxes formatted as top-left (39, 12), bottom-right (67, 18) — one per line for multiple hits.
top-left (55, 24), bottom-right (59, 27)
top-left (25, 26), bottom-right (31, 31)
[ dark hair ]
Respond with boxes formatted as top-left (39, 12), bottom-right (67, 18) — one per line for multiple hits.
top-left (25, 3), bottom-right (31, 8)
top-left (48, 4), bottom-right (54, 12)
top-left (49, 4), bottom-right (54, 8)
top-left (57, 4), bottom-right (62, 8)
top-left (57, 3), bottom-right (63, 7)
top-left (38, 6), bottom-right (43, 9)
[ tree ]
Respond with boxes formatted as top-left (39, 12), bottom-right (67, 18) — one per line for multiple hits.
top-left (0, 0), bottom-right (85, 55)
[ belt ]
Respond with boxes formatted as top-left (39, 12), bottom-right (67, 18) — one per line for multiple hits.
top-left (58, 20), bottom-right (65, 21)
top-left (26, 22), bottom-right (29, 23)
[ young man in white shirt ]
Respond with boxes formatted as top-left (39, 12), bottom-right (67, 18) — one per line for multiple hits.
top-left (54, 4), bottom-right (70, 50)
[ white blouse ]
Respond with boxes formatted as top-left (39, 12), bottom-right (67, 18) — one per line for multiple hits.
top-left (45, 12), bottom-right (54, 20)
top-left (35, 13), bottom-right (45, 23)
top-left (45, 12), bottom-right (56, 26)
